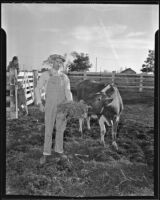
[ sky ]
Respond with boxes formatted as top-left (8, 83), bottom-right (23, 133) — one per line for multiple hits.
top-left (1, 3), bottom-right (159, 73)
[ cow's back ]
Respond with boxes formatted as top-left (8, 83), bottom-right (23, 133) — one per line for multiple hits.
top-left (76, 79), bottom-right (105, 102)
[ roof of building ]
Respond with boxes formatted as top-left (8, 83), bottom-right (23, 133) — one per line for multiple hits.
top-left (120, 68), bottom-right (136, 74)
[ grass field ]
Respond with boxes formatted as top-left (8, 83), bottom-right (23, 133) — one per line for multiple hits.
top-left (6, 90), bottom-right (154, 197)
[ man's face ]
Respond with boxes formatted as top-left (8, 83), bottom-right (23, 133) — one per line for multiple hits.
top-left (53, 59), bottom-right (64, 70)
top-left (13, 59), bottom-right (18, 65)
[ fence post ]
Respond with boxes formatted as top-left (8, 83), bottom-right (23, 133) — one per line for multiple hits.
top-left (23, 71), bottom-right (27, 99)
top-left (9, 68), bottom-right (18, 119)
top-left (15, 69), bottom-right (18, 119)
top-left (139, 74), bottom-right (143, 92)
top-left (6, 72), bottom-right (11, 119)
top-left (112, 71), bottom-right (116, 84)
top-left (26, 72), bottom-right (34, 102)
top-left (33, 70), bottom-right (38, 105)
top-left (83, 71), bottom-right (87, 80)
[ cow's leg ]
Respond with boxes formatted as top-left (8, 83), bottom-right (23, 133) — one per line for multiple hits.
top-left (24, 104), bottom-right (28, 115)
top-left (18, 105), bottom-right (23, 115)
top-left (79, 118), bottom-right (84, 137)
top-left (98, 115), bottom-right (106, 147)
top-left (115, 115), bottom-right (120, 138)
top-left (111, 117), bottom-right (119, 150)
top-left (86, 116), bottom-right (91, 130)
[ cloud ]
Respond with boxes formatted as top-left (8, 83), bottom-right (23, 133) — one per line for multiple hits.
top-left (69, 24), bottom-right (129, 64)
top-left (107, 24), bottom-right (127, 36)
top-left (99, 38), bottom-right (154, 50)
top-left (126, 32), bottom-right (146, 37)
top-left (4, 3), bottom-right (68, 19)
top-left (23, 4), bottom-right (64, 13)
top-left (89, 4), bottom-right (131, 12)
top-left (59, 40), bottom-right (70, 45)
top-left (71, 24), bottom-right (127, 41)
top-left (71, 26), bottom-right (96, 41)
top-left (98, 20), bottom-right (120, 61)
top-left (39, 28), bottom-right (60, 33)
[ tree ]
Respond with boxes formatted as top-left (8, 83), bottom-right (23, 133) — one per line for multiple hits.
top-left (141, 50), bottom-right (155, 73)
top-left (67, 51), bottom-right (92, 72)
top-left (41, 68), bottom-right (48, 72)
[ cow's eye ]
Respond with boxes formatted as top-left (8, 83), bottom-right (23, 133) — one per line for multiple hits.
top-left (97, 97), bottom-right (101, 101)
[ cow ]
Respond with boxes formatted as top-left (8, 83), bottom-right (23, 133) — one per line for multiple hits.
top-left (76, 79), bottom-right (124, 150)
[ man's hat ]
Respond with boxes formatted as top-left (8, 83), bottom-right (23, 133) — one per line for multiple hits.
top-left (12, 56), bottom-right (18, 61)
top-left (43, 54), bottom-right (65, 66)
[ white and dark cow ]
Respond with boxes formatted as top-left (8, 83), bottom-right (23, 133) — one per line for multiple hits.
top-left (76, 79), bottom-right (124, 149)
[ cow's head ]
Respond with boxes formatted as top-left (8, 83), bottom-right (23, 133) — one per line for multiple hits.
top-left (90, 83), bottom-right (116, 112)
top-left (101, 83), bottom-right (116, 97)
top-left (88, 92), bottom-right (113, 114)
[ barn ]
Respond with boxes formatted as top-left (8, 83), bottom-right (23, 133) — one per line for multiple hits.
top-left (120, 68), bottom-right (137, 74)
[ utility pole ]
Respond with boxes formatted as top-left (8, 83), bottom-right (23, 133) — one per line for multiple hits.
top-left (96, 57), bottom-right (97, 72)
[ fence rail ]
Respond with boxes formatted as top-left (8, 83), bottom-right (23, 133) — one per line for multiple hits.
top-left (6, 70), bottom-right (154, 118)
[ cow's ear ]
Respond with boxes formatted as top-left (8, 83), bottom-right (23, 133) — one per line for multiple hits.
top-left (105, 83), bottom-right (109, 86)
top-left (111, 83), bottom-right (116, 87)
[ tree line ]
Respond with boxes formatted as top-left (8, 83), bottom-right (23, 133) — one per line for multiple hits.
top-left (8, 50), bottom-right (154, 74)
top-left (48, 50), bottom-right (154, 73)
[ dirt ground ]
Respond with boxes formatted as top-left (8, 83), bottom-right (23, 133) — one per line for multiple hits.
top-left (6, 90), bottom-right (154, 197)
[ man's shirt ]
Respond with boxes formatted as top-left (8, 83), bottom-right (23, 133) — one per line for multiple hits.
top-left (35, 70), bottom-right (73, 105)
top-left (7, 61), bottom-right (20, 74)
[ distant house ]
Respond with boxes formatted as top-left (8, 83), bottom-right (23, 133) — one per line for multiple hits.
top-left (120, 68), bottom-right (136, 74)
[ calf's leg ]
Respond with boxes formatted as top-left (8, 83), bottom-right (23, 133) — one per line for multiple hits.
top-left (86, 116), bottom-right (91, 130)
top-left (79, 118), bottom-right (84, 137)
top-left (98, 115), bottom-right (106, 147)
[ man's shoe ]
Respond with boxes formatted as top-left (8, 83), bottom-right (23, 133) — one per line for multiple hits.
top-left (40, 155), bottom-right (47, 165)
top-left (54, 152), bottom-right (67, 159)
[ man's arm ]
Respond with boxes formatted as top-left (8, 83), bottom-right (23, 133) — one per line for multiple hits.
top-left (16, 63), bottom-right (20, 75)
top-left (64, 75), bottom-right (73, 101)
top-left (7, 62), bottom-right (11, 72)
top-left (35, 73), bottom-right (46, 105)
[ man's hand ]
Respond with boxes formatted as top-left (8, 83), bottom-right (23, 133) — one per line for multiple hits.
top-left (14, 79), bottom-right (19, 86)
top-left (38, 102), bottom-right (45, 112)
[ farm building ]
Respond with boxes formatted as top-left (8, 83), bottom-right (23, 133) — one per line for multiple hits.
top-left (120, 68), bottom-right (136, 74)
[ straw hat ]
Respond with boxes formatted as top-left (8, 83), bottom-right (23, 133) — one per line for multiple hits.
top-left (43, 54), bottom-right (65, 66)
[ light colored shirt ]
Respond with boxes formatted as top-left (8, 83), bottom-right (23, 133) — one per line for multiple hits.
top-left (35, 70), bottom-right (73, 105)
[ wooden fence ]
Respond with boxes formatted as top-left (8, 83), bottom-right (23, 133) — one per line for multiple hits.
top-left (6, 70), bottom-right (154, 118)
top-left (67, 71), bottom-right (154, 91)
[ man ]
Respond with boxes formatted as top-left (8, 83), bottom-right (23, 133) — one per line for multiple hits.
top-left (7, 56), bottom-right (20, 109)
top-left (35, 54), bottom-right (73, 164)
top-left (7, 56), bottom-right (20, 82)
